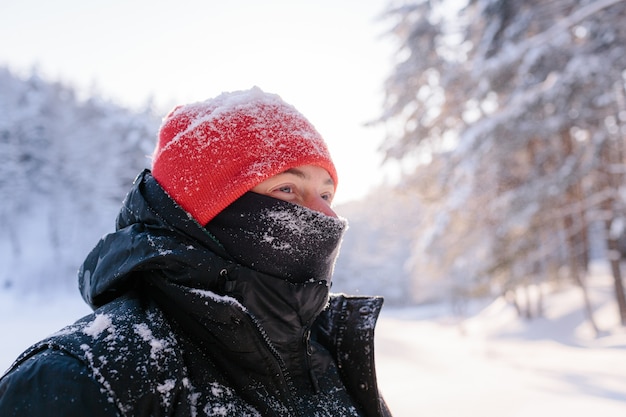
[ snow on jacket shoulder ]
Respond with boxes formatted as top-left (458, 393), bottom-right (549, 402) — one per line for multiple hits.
top-left (1, 294), bottom-right (264, 417)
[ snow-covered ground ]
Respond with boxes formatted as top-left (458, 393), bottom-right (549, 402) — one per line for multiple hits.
top-left (1, 264), bottom-right (625, 416)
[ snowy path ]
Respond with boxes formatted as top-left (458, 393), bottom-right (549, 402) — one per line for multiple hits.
top-left (2, 283), bottom-right (626, 417)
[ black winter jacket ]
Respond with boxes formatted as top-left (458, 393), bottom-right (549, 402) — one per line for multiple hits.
top-left (0, 171), bottom-right (391, 417)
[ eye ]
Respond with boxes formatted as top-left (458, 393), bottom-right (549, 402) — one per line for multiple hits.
top-left (276, 185), bottom-right (293, 194)
top-left (321, 192), bottom-right (333, 202)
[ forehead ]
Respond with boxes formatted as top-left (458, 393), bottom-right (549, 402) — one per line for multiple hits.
top-left (282, 166), bottom-right (334, 185)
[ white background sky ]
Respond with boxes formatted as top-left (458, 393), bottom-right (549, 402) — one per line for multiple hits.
top-left (0, 0), bottom-right (398, 204)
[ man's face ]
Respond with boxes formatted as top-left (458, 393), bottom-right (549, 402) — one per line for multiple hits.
top-left (250, 164), bottom-right (337, 218)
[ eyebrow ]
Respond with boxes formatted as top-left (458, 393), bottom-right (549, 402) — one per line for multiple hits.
top-left (283, 168), bottom-right (335, 186)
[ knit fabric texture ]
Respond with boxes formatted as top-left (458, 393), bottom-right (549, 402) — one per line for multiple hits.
top-left (151, 87), bottom-right (337, 225)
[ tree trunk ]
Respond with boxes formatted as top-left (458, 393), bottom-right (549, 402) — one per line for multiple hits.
top-left (605, 222), bottom-right (626, 325)
top-left (562, 207), bottom-right (599, 335)
top-left (567, 247), bottom-right (600, 336)
top-left (561, 130), bottom-right (599, 335)
top-left (609, 80), bottom-right (626, 325)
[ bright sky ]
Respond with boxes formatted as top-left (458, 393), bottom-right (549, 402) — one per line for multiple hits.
top-left (0, 0), bottom-right (397, 204)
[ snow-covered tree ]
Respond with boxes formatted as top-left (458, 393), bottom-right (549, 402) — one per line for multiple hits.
top-left (379, 0), bottom-right (626, 325)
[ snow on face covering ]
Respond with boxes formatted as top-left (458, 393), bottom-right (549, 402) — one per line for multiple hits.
top-left (151, 87), bottom-right (338, 226)
top-left (205, 192), bottom-right (348, 284)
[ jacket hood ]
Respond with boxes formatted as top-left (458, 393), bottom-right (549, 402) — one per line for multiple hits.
top-left (78, 169), bottom-right (231, 309)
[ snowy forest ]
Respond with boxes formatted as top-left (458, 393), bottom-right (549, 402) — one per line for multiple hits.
top-left (2, 0), bottom-right (626, 332)
top-left (372, 0), bottom-right (626, 329)
top-left (0, 67), bottom-right (157, 294)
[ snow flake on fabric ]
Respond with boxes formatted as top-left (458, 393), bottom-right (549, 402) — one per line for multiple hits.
top-left (254, 204), bottom-right (347, 272)
top-left (156, 87), bottom-right (327, 161)
top-left (189, 288), bottom-right (247, 311)
top-left (133, 322), bottom-right (173, 361)
top-left (146, 235), bottom-right (174, 256)
top-left (82, 313), bottom-right (114, 339)
top-left (260, 205), bottom-right (347, 254)
top-left (206, 191), bottom-right (347, 283)
top-left (356, 303), bottom-right (380, 331)
top-left (78, 343), bottom-right (124, 412)
top-left (157, 379), bottom-right (177, 407)
top-left (200, 382), bottom-right (262, 417)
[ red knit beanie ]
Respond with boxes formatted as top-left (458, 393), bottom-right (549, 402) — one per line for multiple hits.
top-left (151, 87), bottom-right (338, 226)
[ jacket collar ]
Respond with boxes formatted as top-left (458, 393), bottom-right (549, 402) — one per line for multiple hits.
top-left (79, 170), bottom-right (230, 308)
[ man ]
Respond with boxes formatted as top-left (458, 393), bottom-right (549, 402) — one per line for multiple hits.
top-left (0, 87), bottom-right (392, 417)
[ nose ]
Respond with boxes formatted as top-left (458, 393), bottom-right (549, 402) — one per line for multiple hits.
top-left (306, 196), bottom-right (338, 218)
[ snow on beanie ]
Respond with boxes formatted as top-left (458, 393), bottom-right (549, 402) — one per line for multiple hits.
top-left (151, 87), bottom-right (338, 226)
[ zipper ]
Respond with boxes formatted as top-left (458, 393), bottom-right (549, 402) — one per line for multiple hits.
top-left (220, 266), bottom-right (302, 416)
top-left (302, 326), bottom-right (320, 393)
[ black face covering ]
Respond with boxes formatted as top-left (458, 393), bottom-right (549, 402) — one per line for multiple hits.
top-left (205, 192), bottom-right (347, 284)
